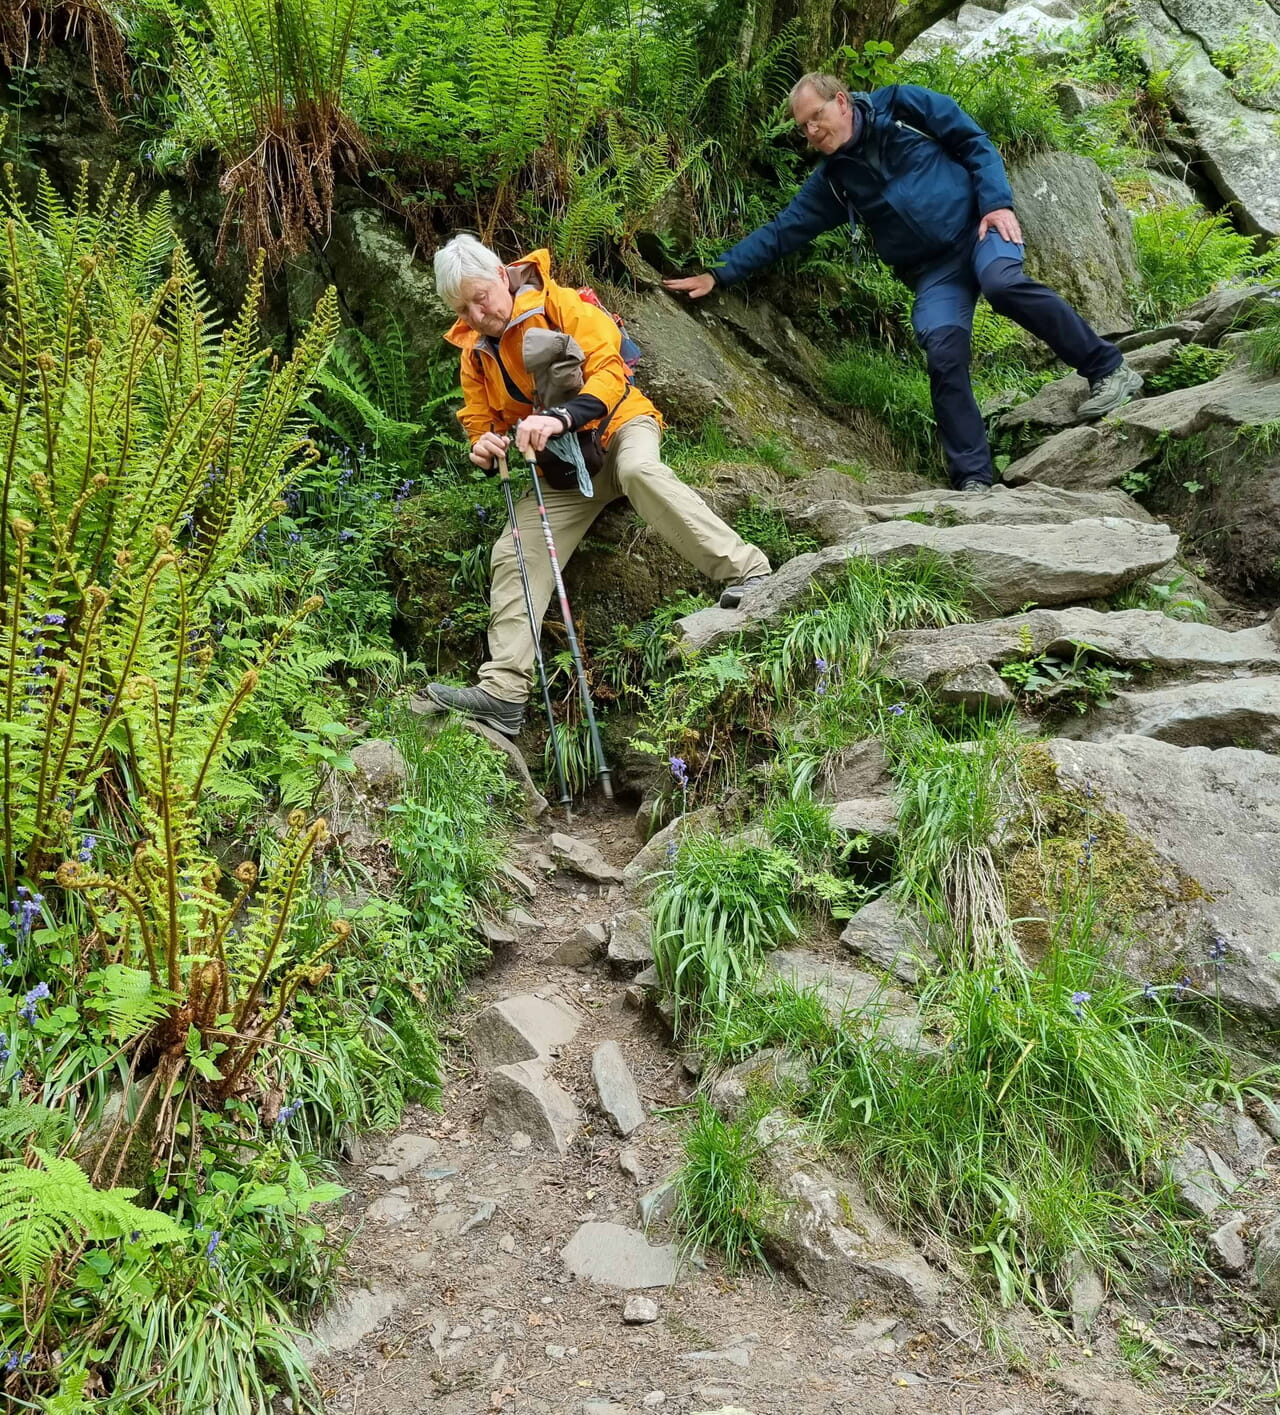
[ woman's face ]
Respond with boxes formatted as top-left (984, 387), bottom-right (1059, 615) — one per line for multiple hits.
top-left (454, 271), bottom-right (513, 336)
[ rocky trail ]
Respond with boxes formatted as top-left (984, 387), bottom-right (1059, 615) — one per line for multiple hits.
top-left (299, 285), bottom-right (1280, 1415)
top-left (302, 801), bottom-right (1165, 1415)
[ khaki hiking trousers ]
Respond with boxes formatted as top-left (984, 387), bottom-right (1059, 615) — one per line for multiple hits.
top-left (479, 416), bottom-right (770, 703)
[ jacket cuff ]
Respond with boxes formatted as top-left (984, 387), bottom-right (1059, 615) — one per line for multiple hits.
top-left (546, 394), bottom-right (608, 432)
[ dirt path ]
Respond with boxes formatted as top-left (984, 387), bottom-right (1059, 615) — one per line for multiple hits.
top-left (303, 799), bottom-right (1168, 1415)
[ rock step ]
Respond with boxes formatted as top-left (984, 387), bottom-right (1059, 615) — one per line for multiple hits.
top-left (677, 517), bottom-right (1178, 653)
top-left (468, 993), bottom-right (581, 1070)
top-left (1062, 674), bottom-right (1280, 751)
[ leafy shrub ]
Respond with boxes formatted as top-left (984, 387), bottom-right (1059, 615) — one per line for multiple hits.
top-left (901, 43), bottom-right (1069, 159)
top-left (731, 499), bottom-right (818, 569)
top-left (1144, 342), bottom-right (1232, 394)
top-left (1131, 205), bottom-right (1262, 324)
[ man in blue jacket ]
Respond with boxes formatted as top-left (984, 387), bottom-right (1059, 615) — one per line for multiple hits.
top-left (664, 74), bottom-right (1142, 493)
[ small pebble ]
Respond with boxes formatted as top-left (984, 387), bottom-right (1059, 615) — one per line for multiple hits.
top-left (623, 1296), bottom-right (659, 1325)
top-left (499, 1233), bottom-right (516, 1253)
top-left (642, 1394), bottom-right (666, 1408)
top-left (510, 1132), bottom-right (532, 1152)
top-left (449, 1325), bottom-right (472, 1341)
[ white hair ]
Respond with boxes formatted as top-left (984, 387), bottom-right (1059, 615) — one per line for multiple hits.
top-left (433, 234), bottom-right (504, 307)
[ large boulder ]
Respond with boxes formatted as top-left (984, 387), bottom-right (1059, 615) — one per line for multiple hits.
top-left (1037, 735), bottom-right (1280, 1030)
top-left (1119, 0), bottom-right (1280, 236)
top-left (675, 517), bottom-right (1177, 651)
top-left (885, 605), bottom-right (1280, 688)
top-left (1005, 151), bottom-right (1140, 334)
top-left (613, 286), bottom-right (901, 472)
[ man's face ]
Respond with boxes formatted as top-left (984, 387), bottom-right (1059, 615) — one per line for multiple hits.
top-left (454, 272), bottom-right (514, 337)
top-left (791, 85), bottom-right (855, 156)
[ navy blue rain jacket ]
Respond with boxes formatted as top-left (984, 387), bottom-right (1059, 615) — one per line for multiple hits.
top-left (713, 84), bottom-right (1016, 284)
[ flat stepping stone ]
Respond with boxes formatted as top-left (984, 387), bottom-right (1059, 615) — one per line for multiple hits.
top-left (592, 1040), bottom-right (646, 1136)
top-left (367, 1132), bottom-right (441, 1182)
top-left (1067, 674), bottom-right (1280, 751)
top-left (607, 909), bottom-right (653, 965)
top-left (297, 1285), bottom-right (398, 1364)
top-left (469, 993), bottom-right (580, 1070)
top-left (560, 1220), bottom-right (678, 1289)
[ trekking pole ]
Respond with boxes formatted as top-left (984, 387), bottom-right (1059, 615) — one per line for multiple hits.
top-left (497, 452), bottom-right (573, 817)
top-left (522, 444), bottom-right (613, 802)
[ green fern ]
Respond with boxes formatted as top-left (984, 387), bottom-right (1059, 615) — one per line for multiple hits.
top-left (0, 1149), bottom-right (185, 1283)
top-left (0, 1100), bottom-right (70, 1157)
top-left (42, 1369), bottom-right (93, 1415)
top-left (87, 966), bottom-right (183, 1043)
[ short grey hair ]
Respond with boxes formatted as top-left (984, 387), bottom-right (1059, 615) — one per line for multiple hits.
top-left (789, 72), bottom-right (845, 107)
top-left (433, 234), bottom-right (503, 307)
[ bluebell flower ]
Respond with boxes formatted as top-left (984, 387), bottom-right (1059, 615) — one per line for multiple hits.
top-left (276, 1100), bottom-right (303, 1125)
top-left (43, 612), bottom-right (66, 626)
top-left (395, 479), bottom-right (414, 503)
top-left (1070, 989), bottom-right (1091, 1019)
top-left (669, 756), bottom-right (688, 788)
top-left (288, 531), bottom-right (302, 544)
top-left (78, 835), bottom-right (96, 863)
top-left (205, 1229), bottom-right (222, 1263)
top-left (339, 529), bottom-right (355, 542)
top-left (1142, 981), bottom-right (1158, 1001)
top-left (10, 889), bottom-right (43, 943)
top-left (1174, 975), bottom-right (1191, 999)
top-left (1208, 935), bottom-right (1228, 964)
top-left (887, 702), bottom-right (907, 716)
top-left (19, 981), bottom-right (49, 1024)
top-left (474, 504), bottom-right (489, 524)
top-left (0, 1034), bottom-right (9, 1063)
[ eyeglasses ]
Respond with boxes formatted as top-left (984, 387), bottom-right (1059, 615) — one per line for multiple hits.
top-left (794, 96), bottom-right (838, 134)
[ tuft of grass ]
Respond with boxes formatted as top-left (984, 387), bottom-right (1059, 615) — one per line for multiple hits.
top-left (649, 835), bottom-right (800, 1028)
top-left (732, 498), bottom-right (818, 569)
top-left (825, 341), bottom-right (937, 473)
top-left (675, 1100), bottom-right (775, 1272)
top-left (890, 715), bottom-right (1027, 961)
top-left (1248, 297), bottom-right (1280, 377)
top-left (1144, 343), bottom-right (1232, 394)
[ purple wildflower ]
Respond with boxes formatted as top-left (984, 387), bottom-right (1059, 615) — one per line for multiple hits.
top-left (276, 1100), bottom-right (303, 1125)
top-left (78, 835), bottom-right (96, 863)
top-left (887, 702), bottom-right (907, 716)
top-left (42, 612), bottom-right (66, 626)
top-left (10, 889), bottom-right (43, 943)
top-left (1208, 935), bottom-right (1228, 964)
top-left (0, 1034), bottom-right (9, 1063)
top-left (205, 1229), bottom-right (222, 1263)
top-left (1070, 990), bottom-right (1091, 1019)
top-left (474, 504), bottom-right (489, 524)
top-left (339, 528), bottom-right (355, 542)
top-left (19, 981), bottom-right (49, 1024)
top-left (395, 479), bottom-right (414, 503)
top-left (1142, 981), bottom-right (1158, 1001)
top-left (669, 756), bottom-right (689, 788)
top-left (1174, 975), bottom-right (1191, 999)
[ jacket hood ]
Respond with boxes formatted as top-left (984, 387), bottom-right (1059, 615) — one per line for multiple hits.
top-left (444, 248), bottom-right (554, 349)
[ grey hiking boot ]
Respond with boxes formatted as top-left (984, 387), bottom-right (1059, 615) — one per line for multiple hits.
top-left (959, 479), bottom-right (992, 493)
top-left (423, 683), bottom-right (526, 738)
top-left (719, 574), bottom-right (771, 610)
top-left (1077, 362), bottom-right (1143, 420)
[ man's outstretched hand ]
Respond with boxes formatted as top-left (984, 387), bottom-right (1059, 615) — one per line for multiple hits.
top-left (979, 208), bottom-right (1023, 244)
top-left (662, 273), bottom-right (717, 299)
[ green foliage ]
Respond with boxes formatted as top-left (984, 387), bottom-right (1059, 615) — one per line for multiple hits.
top-left (674, 1100), bottom-right (774, 1271)
top-left (1131, 206), bottom-right (1263, 324)
top-left (150, 0), bottom-right (365, 260)
top-left (999, 637), bottom-right (1132, 713)
top-left (1144, 342), bottom-right (1232, 394)
top-left (902, 43), bottom-right (1069, 159)
top-left (1211, 26), bottom-right (1280, 107)
top-left (731, 499), bottom-right (818, 569)
top-left (825, 341), bottom-right (937, 473)
top-left (1248, 297), bottom-right (1280, 376)
top-left (1112, 572), bottom-right (1208, 622)
top-left (0, 1149), bottom-right (183, 1285)
top-left (650, 834), bottom-right (801, 1027)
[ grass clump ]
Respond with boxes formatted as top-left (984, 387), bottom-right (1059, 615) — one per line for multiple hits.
top-left (1144, 343), bottom-right (1233, 394)
top-left (732, 499), bottom-right (818, 569)
top-left (825, 341), bottom-right (937, 474)
top-left (650, 835), bottom-right (801, 1028)
top-left (675, 1100), bottom-right (775, 1272)
top-left (1248, 297), bottom-right (1280, 376)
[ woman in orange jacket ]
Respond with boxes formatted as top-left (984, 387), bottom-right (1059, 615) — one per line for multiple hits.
top-left (422, 234), bottom-right (771, 739)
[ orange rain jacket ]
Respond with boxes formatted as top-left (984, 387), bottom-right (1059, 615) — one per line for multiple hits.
top-left (445, 248), bottom-right (662, 449)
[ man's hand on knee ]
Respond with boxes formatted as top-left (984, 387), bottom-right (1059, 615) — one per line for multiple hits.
top-left (470, 431), bottom-right (510, 470)
top-left (978, 208), bottom-right (1023, 244)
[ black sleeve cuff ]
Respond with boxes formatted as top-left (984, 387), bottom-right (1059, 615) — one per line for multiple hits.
top-left (546, 395), bottom-right (608, 432)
